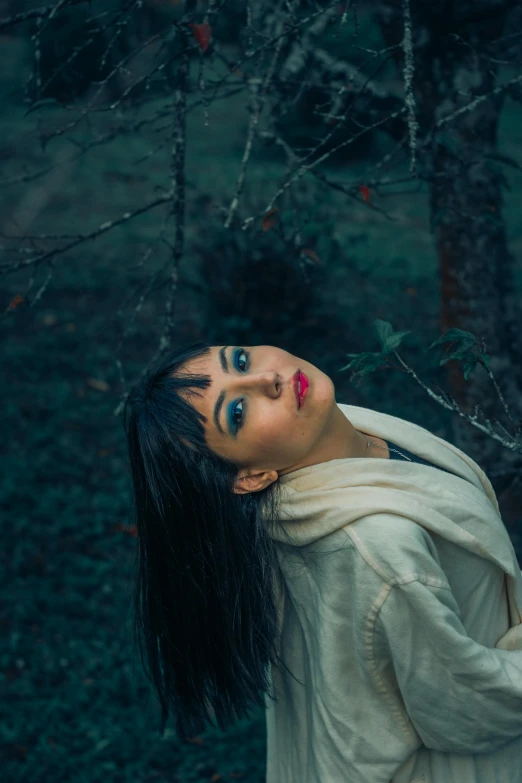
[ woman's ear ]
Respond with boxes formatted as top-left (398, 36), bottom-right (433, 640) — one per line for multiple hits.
top-left (233, 468), bottom-right (279, 494)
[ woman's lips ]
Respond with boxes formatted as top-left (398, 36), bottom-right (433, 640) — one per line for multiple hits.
top-left (293, 370), bottom-right (309, 409)
top-left (298, 371), bottom-right (309, 408)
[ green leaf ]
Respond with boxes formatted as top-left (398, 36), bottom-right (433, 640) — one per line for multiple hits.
top-left (338, 351), bottom-right (385, 374)
top-left (383, 330), bottom-right (411, 353)
top-left (480, 352), bottom-right (492, 369)
top-left (373, 319), bottom-right (410, 353)
top-left (439, 346), bottom-right (474, 365)
top-left (374, 319), bottom-right (393, 349)
top-left (462, 355), bottom-right (478, 381)
top-left (428, 328), bottom-right (477, 351)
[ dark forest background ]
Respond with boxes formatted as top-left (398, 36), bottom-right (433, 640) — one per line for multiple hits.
top-left (1, 0), bottom-right (522, 780)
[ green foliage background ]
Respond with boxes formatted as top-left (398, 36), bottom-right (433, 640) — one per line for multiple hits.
top-left (1, 7), bottom-right (522, 781)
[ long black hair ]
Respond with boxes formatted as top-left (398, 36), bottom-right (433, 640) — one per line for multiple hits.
top-left (123, 341), bottom-right (301, 739)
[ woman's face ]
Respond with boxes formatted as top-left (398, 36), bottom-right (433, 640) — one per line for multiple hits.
top-left (179, 345), bottom-right (345, 493)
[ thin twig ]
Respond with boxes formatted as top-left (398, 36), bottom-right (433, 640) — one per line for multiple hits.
top-left (241, 106), bottom-right (406, 231)
top-left (401, 0), bottom-right (418, 174)
top-left (392, 351), bottom-right (522, 452)
top-left (155, 44), bottom-right (190, 359)
top-left (224, 10), bottom-right (288, 229)
top-left (1, 193), bottom-right (173, 276)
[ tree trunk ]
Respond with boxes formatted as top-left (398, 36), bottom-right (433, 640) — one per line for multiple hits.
top-left (378, 0), bottom-right (522, 525)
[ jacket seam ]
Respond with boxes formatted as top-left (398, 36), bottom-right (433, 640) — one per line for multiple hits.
top-left (344, 527), bottom-right (451, 589)
top-left (343, 527), bottom-right (394, 583)
top-left (345, 527), bottom-right (451, 747)
top-left (365, 581), bottom-right (421, 745)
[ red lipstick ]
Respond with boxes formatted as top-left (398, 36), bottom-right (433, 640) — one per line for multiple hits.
top-left (293, 370), bottom-right (309, 409)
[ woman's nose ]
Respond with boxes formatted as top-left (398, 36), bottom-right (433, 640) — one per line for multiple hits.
top-left (229, 372), bottom-right (281, 397)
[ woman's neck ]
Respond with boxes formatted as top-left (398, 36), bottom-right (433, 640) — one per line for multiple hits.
top-left (357, 430), bottom-right (390, 459)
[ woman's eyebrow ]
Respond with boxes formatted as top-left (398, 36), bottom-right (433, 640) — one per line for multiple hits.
top-left (213, 346), bottom-right (230, 437)
top-left (219, 345), bottom-right (229, 374)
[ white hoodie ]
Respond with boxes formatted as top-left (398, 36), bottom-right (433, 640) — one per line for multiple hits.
top-left (264, 403), bottom-right (522, 783)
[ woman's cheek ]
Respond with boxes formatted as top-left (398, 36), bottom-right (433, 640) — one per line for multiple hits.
top-left (257, 421), bottom-right (286, 450)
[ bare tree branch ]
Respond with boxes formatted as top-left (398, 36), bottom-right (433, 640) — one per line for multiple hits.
top-left (401, 0), bottom-right (418, 174)
top-left (241, 105), bottom-right (406, 231)
top-left (155, 42), bottom-right (190, 359)
top-left (224, 1), bottom-right (290, 228)
top-left (390, 349), bottom-right (522, 453)
top-left (0, 0), bottom-right (88, 32)
top-left (0, 193), bottom-right (173, 278)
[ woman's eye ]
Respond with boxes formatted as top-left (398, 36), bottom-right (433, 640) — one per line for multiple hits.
top-left (232, 400), bottom-right (243, 427)
top-left (229, 349), bottom-right (249, 433)
top-left (235, 349), bottom-right (248, 371)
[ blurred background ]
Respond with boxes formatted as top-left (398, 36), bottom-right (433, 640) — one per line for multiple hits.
top-left (1, 0), bottom-right (521, 780)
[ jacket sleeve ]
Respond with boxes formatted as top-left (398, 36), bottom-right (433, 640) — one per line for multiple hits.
top-left (374, 553), bottom-right (522, 755)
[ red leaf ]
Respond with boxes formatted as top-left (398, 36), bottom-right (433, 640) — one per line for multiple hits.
top-left (7, 294), bottom-right (24, 311)
top-left (262, 208), bottom-right (279, 232)
top-left (189, 23), bottom-right (212, 53)
top-left (113, 523), bottom-right (137, 537)
top-left (358, 184), bottom-right (371, 204)
top-left (182, 735), bottom-right (205, 745)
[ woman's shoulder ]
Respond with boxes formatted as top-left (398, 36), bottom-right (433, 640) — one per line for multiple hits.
top-left (343, 513), bottom-right (447, 586)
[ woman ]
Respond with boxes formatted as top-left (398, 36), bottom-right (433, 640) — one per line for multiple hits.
top-left (124, 341), bottom-right (522, 783)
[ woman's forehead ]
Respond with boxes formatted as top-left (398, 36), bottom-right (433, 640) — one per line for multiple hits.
top-left (180, 348), bottom-right (216, 376)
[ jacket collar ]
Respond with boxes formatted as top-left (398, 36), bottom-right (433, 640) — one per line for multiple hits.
top-left (271, 404), bottom-right (520, 581)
